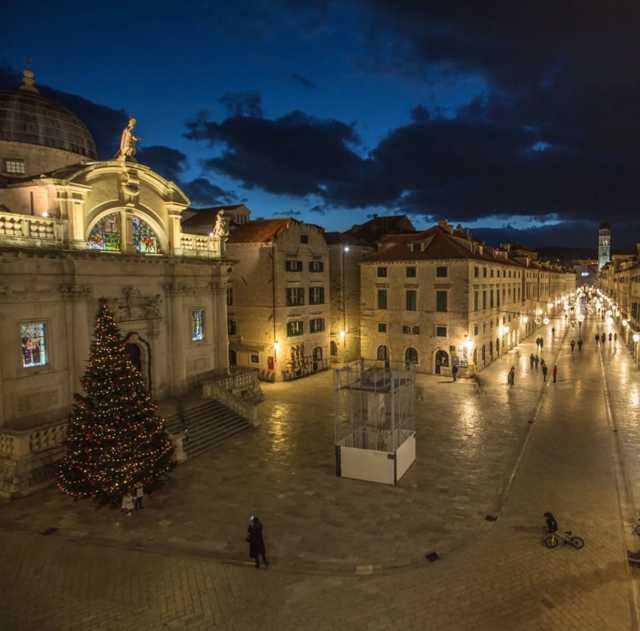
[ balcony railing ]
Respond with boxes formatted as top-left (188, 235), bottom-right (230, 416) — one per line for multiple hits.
top-left (0, 212), bottom-right (65, 248)
top-left (179, 233), bottom-right (222, 258)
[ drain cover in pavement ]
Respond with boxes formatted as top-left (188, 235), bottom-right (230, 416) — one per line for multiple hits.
top-left (425, 552), bottom-right (440, 562)
top-left (40, 527), bottom-right (58, 536)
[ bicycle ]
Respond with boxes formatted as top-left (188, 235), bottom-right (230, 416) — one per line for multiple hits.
top-left (543, 530), bottom-right (585, 549)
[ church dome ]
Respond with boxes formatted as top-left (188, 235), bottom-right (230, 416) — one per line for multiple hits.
top-left (0, 70), bottom-right (97, 164)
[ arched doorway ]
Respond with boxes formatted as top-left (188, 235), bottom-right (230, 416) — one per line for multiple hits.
top-left (489, 341), bottom-right (493, 358)
top-left (473, 348), bottom-right (478, 365)
top-left (405, 347), bottom-right (418, 366)
top-left (496, 338), bottom-right (500, 355)
top-left (229, 349), bottom-right (237, 366)
top-left (125, 343), bottom-right (142, 371)
top-left (330, 340), bottom-right (337, 357)
top-left (434, 349), bottom-right (449, 374)
top-left (313, 346), bottom-right (323, 371)
top-left (123, 332), bottom-right (151, 392)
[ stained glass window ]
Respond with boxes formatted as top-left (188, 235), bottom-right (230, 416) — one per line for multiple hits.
top-left (132, 217), bottom-right (159, 254)
top-left (87, 213), bottom-right (121, 251)
top-left (21, 321), bottom-right (47, 368)
top-left (192, 309), bottom-right (205, 341)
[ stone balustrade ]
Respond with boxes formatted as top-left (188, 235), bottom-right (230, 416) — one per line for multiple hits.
top-left (0, 419), bottom-right (68, 498)
top-left (202, 367), bottom-right (264, 425)
top-left (179, 232), bottom-right (222, 258)
top-left (0, 211), bottom-right (65, 247)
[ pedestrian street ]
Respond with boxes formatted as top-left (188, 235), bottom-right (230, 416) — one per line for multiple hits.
top-left (2, 315), bottom-right (639, 630)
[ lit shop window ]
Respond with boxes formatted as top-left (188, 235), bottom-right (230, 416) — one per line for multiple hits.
top-left (191, 309), bottom-right (205, 341)
top-left (21, 321), bottom-right (47, 368)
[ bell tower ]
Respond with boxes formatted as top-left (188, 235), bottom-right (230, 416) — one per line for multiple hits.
top-left (598, 223), bottom-right (611, 271)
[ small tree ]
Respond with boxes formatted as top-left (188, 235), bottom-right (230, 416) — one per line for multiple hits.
top-left (58, 301), bottom-right (174, 501)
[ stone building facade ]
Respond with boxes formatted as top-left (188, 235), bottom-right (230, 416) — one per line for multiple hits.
top-left (360, 221), bottom-right (576, 375)
top-left (0, 71), bottom-right (233, 496)
top-left (326, 216), bottom-right (416, 363)
top-left (226, 219), bottom-right (330, 381)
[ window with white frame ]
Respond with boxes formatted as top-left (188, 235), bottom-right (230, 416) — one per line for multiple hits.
top-left (4, 158), bottom-right (25, 175)
top-left (309, 286), bottom-right (325, 305)
top-left (310, 318), bottom-right (325, 333)
top-left (286, 287), bottom-right (305, 306)
top-left (287, 320), bottom-right (304, 336)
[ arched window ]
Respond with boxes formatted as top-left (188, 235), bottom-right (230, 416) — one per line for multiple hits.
top-left (377, 345), bottom-right (388, 361)
top-left (132, 216), bottom-right (160, 254)
top-left (88, 213), bottom-right (121, 251)
top-left (405, 347), bottom-right (418, 365)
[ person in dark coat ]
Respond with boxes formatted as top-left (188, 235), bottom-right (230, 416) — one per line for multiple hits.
top-left (594, 333), bottom-right (600, 344)
top-left (541, 362), bottom-right (548, 382)
top-left (530, 353), bottom-right (535, 368)
top-left (570, 339), bottom-right (575, 352)
top-left (247, 514), bottom-right (269, 569)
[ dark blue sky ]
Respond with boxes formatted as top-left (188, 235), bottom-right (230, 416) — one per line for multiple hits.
top-left (5, 1), bottom-right (640, 247)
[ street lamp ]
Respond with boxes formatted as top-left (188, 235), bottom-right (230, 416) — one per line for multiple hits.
top-left (543, 316), bottom-right (550, 325)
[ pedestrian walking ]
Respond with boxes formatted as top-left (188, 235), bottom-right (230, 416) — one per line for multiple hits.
top-left (529, 353), bottom-right (535, 369)
top-left (508, 366), bottom-right (515, 386)
top-left (534, 354), bottom-right (539, 369)
top-left (451, 364), bottom-right (458, 382)
top-left (246, 514), bottom-right (269, 569)
top-left (540, 337), bottom-right (544, 350)
top-left (552, 364), bottom-right (557, 384)
top-left (542, 363), bottom-right (548, 382)
top-left (608, 332), bottom-right (612, 342)
top-left (134, 481), bottom-right (144, 510)
top-left (552, 327), bottom-right (556, 337)
top-left (570, 339), bottom-right (575, 352)
top-left (121, 490), bottom-right (134, 517)
top-left (594, 333), bottom-right (599, 344)
top-left (578, 339), bottom-right (583, 351)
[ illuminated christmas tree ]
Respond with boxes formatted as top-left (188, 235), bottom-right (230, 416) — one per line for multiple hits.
top-left (58, 301), bottom-right (174, 501)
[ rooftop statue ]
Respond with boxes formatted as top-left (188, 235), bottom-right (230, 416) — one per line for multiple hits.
top-left (212, 210), bottom-right (229, 241)
top-left (117, 117), bottom-right (140, 161)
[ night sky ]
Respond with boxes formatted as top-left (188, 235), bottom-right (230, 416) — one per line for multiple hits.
top-left (5, 1), bottom-right (640, 249)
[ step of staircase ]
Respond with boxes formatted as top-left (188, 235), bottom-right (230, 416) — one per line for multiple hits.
top-left (164, 399), bottom-right (251, 459)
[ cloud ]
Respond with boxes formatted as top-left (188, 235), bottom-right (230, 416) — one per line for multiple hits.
top-left (134, 145), bottom-right (237, 206)
top-left (185, 109), bottom-right (363, 198)
top-left (137, 145), bottom-right (187, 182)
top-left (218, 92), bottom-right (263, 118)
top-left (290, 72), bottom-right (315, 89)
top-left (180, 178), bottom-right (238, 206)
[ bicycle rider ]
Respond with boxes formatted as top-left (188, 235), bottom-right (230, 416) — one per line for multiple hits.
top-left (544, 511), bottom-right (558, 533)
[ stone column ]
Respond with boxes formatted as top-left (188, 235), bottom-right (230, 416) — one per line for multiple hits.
top-left (211, 268), bottom-right (230, 373)
top-left (168, 288), bottom-right (187, 394)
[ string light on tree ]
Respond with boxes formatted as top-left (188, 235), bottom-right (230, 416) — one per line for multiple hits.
top-left (58, 300), bottom-right (174, 501)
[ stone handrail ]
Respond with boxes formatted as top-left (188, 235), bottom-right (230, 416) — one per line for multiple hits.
top-left (202, 380), bottom-right (259, 425)
top-left (0, 419), bottom-right (68, 459)
top-left (179, 232), bottom-right (222, 258)
top-left (0, 212), bottom-right (65, 247)
top-left (0, 418), bottom-right (68, 498)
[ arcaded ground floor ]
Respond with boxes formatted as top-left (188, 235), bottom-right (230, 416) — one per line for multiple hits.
top-left (1, 315), bottom-right (640, 629)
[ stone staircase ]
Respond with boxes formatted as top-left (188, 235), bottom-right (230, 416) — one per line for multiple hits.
top-left (165, 399), bottom-right (250, 459)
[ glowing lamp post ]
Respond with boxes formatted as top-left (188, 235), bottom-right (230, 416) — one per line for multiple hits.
top-left (543, 316), bottom-right (550, 325)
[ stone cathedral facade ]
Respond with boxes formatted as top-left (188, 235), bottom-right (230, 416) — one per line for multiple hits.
top-left (0, 71), bottom-right (232, 496)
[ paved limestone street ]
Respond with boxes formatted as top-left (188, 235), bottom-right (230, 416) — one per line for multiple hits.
top-left (2, 315), bottom-right (640, 630)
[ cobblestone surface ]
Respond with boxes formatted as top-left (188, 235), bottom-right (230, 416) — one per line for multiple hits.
top-left (0, 316), bottom-right (636, 630)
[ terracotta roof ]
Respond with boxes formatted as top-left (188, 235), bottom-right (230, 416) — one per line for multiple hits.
top-left (228, 218), bottom-right (297, 243)
top-left (363, 225), bottom-right (527, 267)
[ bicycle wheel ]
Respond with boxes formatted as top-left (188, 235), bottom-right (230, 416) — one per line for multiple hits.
top-left (570, 536), bottom-right (585, 549)
top-left (544, 534), bottom-right (559, 548)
